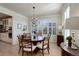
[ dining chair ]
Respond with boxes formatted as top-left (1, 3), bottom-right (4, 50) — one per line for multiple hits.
top-left (17, 35), bottom-right (22, 53)
top-left (23, 33), bottom-right (31, 39)
top-left (37, 35), bottom-right (50, 56)
top-left (17, 35), bottom-right (30, 54)
top-left (26, 33), bottom-right (31, 38)
top-left (21, 38), bottom-right (36, 56)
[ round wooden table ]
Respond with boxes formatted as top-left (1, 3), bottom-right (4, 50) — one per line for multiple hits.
top-left (60, 42), bottom-right (79, 56)
top-left (31, 36), bottom-right (44, 45)
top-left (22, 36), bottom-right (44, 45)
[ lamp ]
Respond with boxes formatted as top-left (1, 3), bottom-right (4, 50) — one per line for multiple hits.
top-left (65, 16), bottom-right (79, 48)
top-left (65, 17), bottom-right (79, 29)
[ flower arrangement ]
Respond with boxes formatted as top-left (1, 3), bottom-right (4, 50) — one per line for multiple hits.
top-left (66, 36), bottom-right (72, 47)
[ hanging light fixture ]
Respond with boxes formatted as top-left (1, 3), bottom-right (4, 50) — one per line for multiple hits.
top-left (32, 6), bottom-right (38, 33)
top-left (32, 6), bottom-right (38, 25)
top-left (32, 6), bottom-right (38, 20)
top-left (32, 6), bottom-right (36, 20)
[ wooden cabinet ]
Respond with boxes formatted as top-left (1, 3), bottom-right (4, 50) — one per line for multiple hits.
top-left (57, 35), bottom-right (64, 46)
top-left (0, 32), bottom-right (12, 43)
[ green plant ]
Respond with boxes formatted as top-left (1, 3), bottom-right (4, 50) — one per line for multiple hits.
top-left (66, 36), bottom-right (72, 42)
top-left (66, 36), bottom-right (72, 47)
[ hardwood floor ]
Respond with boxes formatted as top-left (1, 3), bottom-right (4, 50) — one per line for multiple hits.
top-left (0, 41), bottom-right (61, 56)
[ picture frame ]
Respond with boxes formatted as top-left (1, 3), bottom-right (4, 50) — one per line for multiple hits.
top-left (23, 25), bottom-right (27, 31)
top-left (17, 24), bottom-right (22, 29)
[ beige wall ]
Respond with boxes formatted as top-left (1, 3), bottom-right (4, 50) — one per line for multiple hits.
top-left (61, 3), bottom-right (79, 27)
top-left (70, 4), bottom-right (79, 17)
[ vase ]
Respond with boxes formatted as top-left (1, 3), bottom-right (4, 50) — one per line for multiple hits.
top-left (68, 42), bottom-right (72, 47)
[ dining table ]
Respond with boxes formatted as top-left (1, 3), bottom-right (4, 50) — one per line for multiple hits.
top-left (31, 35), bottom-right (44, 45)
top-left (23, 35), bottom-right (44, 44)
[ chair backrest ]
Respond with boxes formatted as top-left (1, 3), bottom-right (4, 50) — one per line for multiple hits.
top-left (42, 35), bottom-right (50, 49)
top-left (41, 37), bottom-right (45, 49)
top-left (22, 33), bottom-right (26, 38)
top-left (17, 35), bottom-right (22, 46)
top-left (44, 35), bottom-right (50, 43)
top-left (17, 35), bottom-right (22, 43)
top-left (21, 37), bottom-right (32, 51)
top-left (23, 33), bottom-right (31, 38)
top-left (26, 33), bottom-right (31, 38)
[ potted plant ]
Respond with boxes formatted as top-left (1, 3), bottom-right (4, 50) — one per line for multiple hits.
top-left (66, 36), bottom-right (72, 47)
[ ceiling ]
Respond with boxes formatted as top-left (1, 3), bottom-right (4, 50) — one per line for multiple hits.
top-left (0, 3), bottom-right (63, 17)
top-left (0, 13), bottom-right (11, 19)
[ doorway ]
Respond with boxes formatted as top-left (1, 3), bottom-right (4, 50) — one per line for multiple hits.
top-left (0, 13), bottom-right (12, 44)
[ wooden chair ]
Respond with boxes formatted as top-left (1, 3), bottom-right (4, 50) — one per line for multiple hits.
top-left (17, 35), bottom-right (30, 54)
top-left (26, 33), bottom-right (31, 38)
top-left (21, 38), bottom-right (36, 56)
top-left (17, 35), bottom-right (22, 53)
top-left (23, 33), bottom-right (31, 38)
top-left (37, 36), bottom-right (50, 56)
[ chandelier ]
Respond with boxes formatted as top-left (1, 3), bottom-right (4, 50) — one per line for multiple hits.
top-left (32, 6), bottom-right (38, 24)
top-left (32, 6), bottom-right (36, 20)
top-left (32, 6), bottom-right (38, 20)
top-left (32, 6), bottom-right (37, 32)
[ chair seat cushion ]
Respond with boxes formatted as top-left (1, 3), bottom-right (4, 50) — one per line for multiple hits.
top-left (23, 46), bottom-right (36, 51)
top-left (37, 43), bottom-right (47, 49)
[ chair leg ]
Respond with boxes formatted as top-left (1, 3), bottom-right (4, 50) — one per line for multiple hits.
top-left (42, 49), bottom-right (44, 56)
top-left (31, 51), bottom-right (33, 56)
top-left (47, 48), bottom-right (50, 54)
top-left (22, 51), bottom-right (24, 56)
top-left (18, 46), bottom-right (21, 54)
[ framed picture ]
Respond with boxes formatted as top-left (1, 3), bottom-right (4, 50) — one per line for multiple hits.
top-left (17, 24), bottom-right (22, 29)
top-left (23, 25), bottom-right (27, 31)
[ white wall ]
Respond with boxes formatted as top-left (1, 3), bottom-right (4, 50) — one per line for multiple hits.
top-left (0, 6), bottom-right (29, 45)
top-left (13, 16), bottom-right (28, 45)
top-left (28, 14), bottom-right (62, 43)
